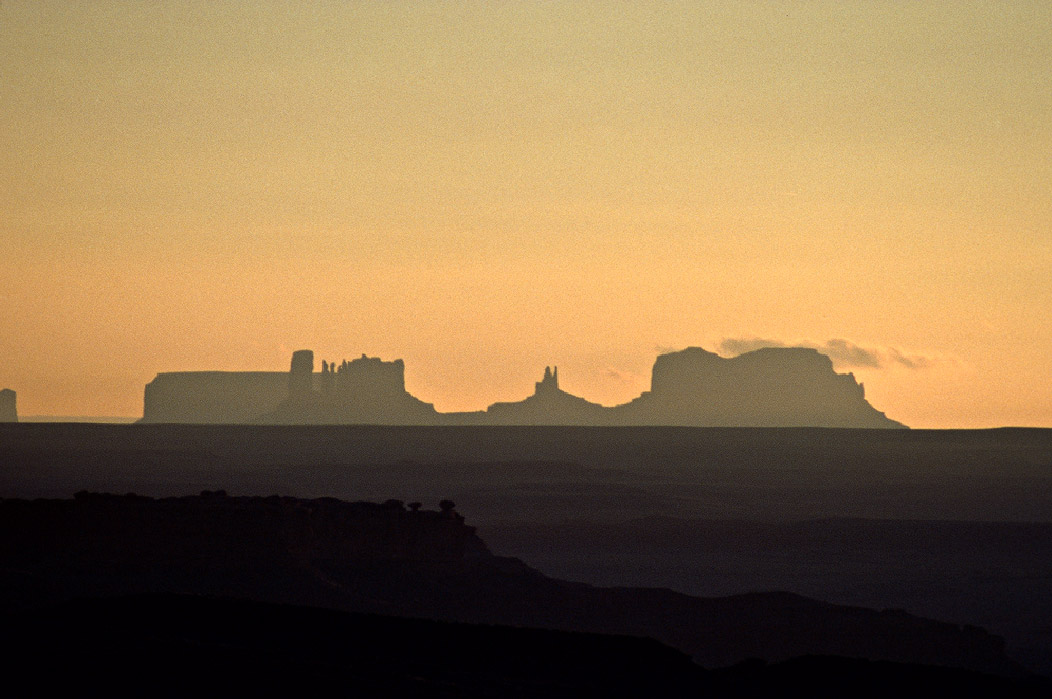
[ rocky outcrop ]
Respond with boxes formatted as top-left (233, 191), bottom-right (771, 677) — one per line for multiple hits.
top-left (0, 389), bottom-right (16, 423)
top-left (613, 347), bottom-right (904, 428)
top-left (329, 355), bottom-right (438, 424)
top-left (264, 353), bottom-right (440, 424)
top-left (484, 366), bottom-right (609, 425)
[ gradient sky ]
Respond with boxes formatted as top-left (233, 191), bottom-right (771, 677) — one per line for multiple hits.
top-left (2, 1), bottom-right (1050, 427)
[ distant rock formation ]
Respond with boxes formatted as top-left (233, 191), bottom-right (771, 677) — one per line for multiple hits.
top-left (143, 371), bottom-right (294, 423)
top-left (288, 349), bottom-right (315, 403)
top-left (612, 347), bottom-right (904, 428)
top-left (141, 346), bottom-right (905, 428)
top-left (261, 353), bottom-right (440, 425)
top-left (484, 366), bottom-right (608, 425)
top-left (0, 389), bottom-right (16, 423)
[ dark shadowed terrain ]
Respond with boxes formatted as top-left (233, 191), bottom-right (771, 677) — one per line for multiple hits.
top-left (3, 425), bottom-right (1050, 520)
top-left (2, 423), bottom-right (1051, 679)
top-left (3, 492), bottom-right (1050, 696)
top-left (6, 594), bottom-right (1048, 698)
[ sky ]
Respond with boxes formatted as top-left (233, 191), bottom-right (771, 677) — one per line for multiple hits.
top-left (2, 1), bottom-right (1050, 428)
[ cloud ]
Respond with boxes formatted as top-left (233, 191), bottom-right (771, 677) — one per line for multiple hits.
top-left (822, 338), bottom-right (883, 369)
top-left (603, 368), bottom-right (643, 384)
top-left (717, 337), bottom-right (789, 356)
top-left (886, 347), bottom-right (936, 370)
top-left (716, 337), bottom-right (940, 371)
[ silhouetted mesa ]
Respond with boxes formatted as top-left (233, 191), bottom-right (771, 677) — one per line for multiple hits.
top-left (141, 346), bottom-right (904, 427)
top-left (0, 389), bottom-right (15, 423)
top-left (142, 353), bottom-right (440, 425)
top-left (611, 347), bottom-right (904, 428)
top-left (142, 371), bottom-right (294, 423)
top-left (0, 493), bottom-right (1022, 677)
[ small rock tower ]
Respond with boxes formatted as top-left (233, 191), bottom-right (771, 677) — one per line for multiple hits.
top-left (535, 366), bottom-right (559, 396)
top-left (288, 350), bottom-right (315, 402)
top-left (0, 389), bottom-right (16, 423)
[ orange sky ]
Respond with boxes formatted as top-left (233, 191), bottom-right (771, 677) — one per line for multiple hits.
top-left (2, 1), bottom-right (1050, 427)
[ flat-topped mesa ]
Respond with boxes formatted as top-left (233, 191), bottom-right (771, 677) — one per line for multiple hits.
top-left (143, 372), bottom-right (297, 423)
top-left (615, 346), bottom-right (903, 428)
top-left (651, 346), bottom-right (849, 398)
top-left (0, 389), bottom-right (16, 423)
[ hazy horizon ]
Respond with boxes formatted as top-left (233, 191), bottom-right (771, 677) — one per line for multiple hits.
top-left (3, 2), bottom-right (1050, 428)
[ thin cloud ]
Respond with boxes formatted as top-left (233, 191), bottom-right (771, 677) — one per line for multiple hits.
top-left (717, 337), bottom-right (940, 371)
top-left (717, 337), bottom-right (789, 356)
top-left (823, 338), bottom-right (883, 369)
top-left (886, 347), bottom-right (936, 370)
top-left (604, 367), bottom-right (642, 384)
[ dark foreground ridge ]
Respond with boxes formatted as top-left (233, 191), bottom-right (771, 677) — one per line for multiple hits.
top-left (0, 492), bottom-right (1031, 686)
top-left (142, 346), bottom-right (905, 427)
top-left (5, 594), bottom-right (1048, 698)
